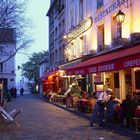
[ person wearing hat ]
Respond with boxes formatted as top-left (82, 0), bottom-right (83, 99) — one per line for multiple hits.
top-left (90, 88), bottom-right (112, 127)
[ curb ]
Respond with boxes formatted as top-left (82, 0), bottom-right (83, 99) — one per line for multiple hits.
top-left (46, 100), bottom-right (91, 120)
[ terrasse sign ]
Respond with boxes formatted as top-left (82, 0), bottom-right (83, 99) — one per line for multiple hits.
top-left (67, 17), bottom-right (93, 39)
top-left (94, 0), bottom-right (129, 23)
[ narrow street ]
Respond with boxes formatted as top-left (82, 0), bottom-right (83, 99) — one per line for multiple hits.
top-left (0, 94), bottom-right (139, 140)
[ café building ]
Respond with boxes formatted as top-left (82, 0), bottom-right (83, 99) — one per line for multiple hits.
top-left (63, 0), bottom-right (140, 100)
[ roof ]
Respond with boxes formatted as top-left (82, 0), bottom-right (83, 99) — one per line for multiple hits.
top-left (46, 0), bottom-right (58, 16)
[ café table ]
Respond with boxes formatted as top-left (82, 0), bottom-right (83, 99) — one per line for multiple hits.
top-left (135, 107), bottom-right (140, 117)
top-left (78, 98), bottom-right (88, 112)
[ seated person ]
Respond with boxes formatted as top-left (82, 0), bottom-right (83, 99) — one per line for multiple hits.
top-left (82, 90), bottom-right (87, 99)
top-left (120, 94), bottom-right (137, 127)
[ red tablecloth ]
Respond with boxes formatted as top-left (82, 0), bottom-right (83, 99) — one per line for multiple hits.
top-left (135, 108), bottom-right (140, 117)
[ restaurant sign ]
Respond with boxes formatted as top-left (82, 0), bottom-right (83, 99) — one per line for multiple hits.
top-left (94, 0), bottom-right (129, 23)
top-left (67, 17), bottom-right (93, 39)
top-left (66, 53), bottom-right (140, 75)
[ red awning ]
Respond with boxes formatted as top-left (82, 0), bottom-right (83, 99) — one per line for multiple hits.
top-left (66, 45), bottom-right (140, 75)
top-left (40, 69), bottom-right (59, 81)
top-left (45, 69), bottom-right (58, 77)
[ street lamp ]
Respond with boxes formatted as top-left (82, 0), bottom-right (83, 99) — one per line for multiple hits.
top-left (116, 10), bottom-right (125, 23)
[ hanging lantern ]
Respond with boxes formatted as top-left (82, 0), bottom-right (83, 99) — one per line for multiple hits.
top-left (116, 10), bottom-right (125, 23)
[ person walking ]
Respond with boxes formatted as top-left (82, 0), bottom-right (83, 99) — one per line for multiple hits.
top-left (20, 87), bottom-right (24, 96)
top-left (89, 88), bottom-right (112, 127)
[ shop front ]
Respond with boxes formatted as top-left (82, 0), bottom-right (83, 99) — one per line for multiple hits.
top-left (40, 69), bottom-right (68, 100)
top-left (66, 45), bottom-right (140, 100)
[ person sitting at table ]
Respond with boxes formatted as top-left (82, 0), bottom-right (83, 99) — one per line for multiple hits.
top-left (66, 93), bottom-right (72, 108)
top-left (120, 94), bottom-right (137, 128)
top-left (106, 96), bottom-right (122, 123)
top-left (132, 92), bottom-right (140, 106)
top-left (82, 90), bottom-right (87, 99)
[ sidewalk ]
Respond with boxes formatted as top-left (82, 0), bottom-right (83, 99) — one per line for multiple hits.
top-left (46, 100), bottom-right (140, 137)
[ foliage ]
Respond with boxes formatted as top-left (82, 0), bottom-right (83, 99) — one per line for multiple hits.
top-left (0, 0), bottom-right (32, 64)
top-left (70, 85), bottom-right (81, 98)
top-left (21, 51), bottom-right (49, 94)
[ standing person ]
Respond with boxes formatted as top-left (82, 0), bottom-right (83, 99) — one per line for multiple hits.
top-left (89, 88), bottom-right (112, 127)
top-left (20, 87), bottom-right (24, 96)
top-left (10, 87), bottom-right (14, 98)
top-left (14, 87), bottom-right (17, 98)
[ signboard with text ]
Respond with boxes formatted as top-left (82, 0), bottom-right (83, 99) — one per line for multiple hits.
top-left (66, 53), bottom-right (140, 75)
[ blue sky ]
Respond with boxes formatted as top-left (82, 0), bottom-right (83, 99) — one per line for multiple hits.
top-left (25, 0), bottom-right (50, 53)
top-left (16, 0), bottom-right (50, 85)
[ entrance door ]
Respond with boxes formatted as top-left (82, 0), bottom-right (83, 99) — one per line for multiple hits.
top-left (114, 72), bottom-right (120, 98)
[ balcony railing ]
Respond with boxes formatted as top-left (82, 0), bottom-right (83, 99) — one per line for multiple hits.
top-left (112, 37), bottom-right (130, 48)
top-left (97, 44), bottom-right (109, 52)
top-left (131, 32), bottom-right (140, 45)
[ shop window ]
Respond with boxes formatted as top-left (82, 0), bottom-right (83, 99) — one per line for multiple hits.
top-left (97, 24), bottom-right (105, 52)
top-left (114, 73), bottom-right (119, 88)
top-left (96, 0), bottom-right (104, 9)
top-left (125, 72), bottom-right (132, 93)
top-left (135, 70), bottom-right (140, 89)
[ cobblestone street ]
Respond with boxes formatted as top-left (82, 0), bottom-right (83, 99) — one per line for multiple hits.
top-left (0, 94), bottom-right (139, 140)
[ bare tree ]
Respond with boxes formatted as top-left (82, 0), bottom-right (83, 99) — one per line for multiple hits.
top-left (0, 0), bottom-right (32, 64)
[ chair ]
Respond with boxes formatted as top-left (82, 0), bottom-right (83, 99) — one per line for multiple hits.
top-left (72, 96), bottom-right (79, 110)
top-left (0, 106), bottom-right (22, 128)
top-left (85, 100), bottom-right (92, 113)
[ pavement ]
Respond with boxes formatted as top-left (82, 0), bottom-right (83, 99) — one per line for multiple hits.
top-left (47, 98), bottom-right (140, 137)
top-left (0, 94), bottom-right (139, 140)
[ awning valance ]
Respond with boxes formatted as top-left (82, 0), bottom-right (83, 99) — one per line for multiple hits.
top-left (66, 45), bottom-right (140, 75)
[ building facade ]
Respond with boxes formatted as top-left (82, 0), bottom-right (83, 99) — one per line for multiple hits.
top-left (39, 54), bottom-right (50, 96)
top-left (46, 0), bottom-right (140, 100)
top-left (0, 28), bottom-right (16, 99)
top-left (47, 0), bottom-right (66, 69)
top-left (63, 0), bottom-right (140, 100)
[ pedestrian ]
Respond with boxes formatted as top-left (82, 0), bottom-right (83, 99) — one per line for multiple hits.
top-left (89, 88), bottom-right (112, 127)
top-left (20, 87), bottom-right (24, 96)
top-left (10, 87), bottom-right (14, 98)
top-left (14, 87), bottom-right (17, 98)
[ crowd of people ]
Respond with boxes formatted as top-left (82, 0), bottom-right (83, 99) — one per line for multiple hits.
top-left (6, 87), bottom-right (25, 101)
top-left (89, 88), bottom-right (140, 128)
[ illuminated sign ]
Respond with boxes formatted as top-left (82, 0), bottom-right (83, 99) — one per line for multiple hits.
top-left (67, 17), bottom-right (93, 39)
top-left (94, 0), bottom-right (129, 23)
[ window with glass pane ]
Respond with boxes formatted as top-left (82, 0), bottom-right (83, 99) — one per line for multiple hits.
top-left (97, 0), bottom-right (104, 9)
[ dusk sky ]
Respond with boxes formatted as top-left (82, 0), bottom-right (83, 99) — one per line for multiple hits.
top-left (16, 0), bottom-right (50, 86)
